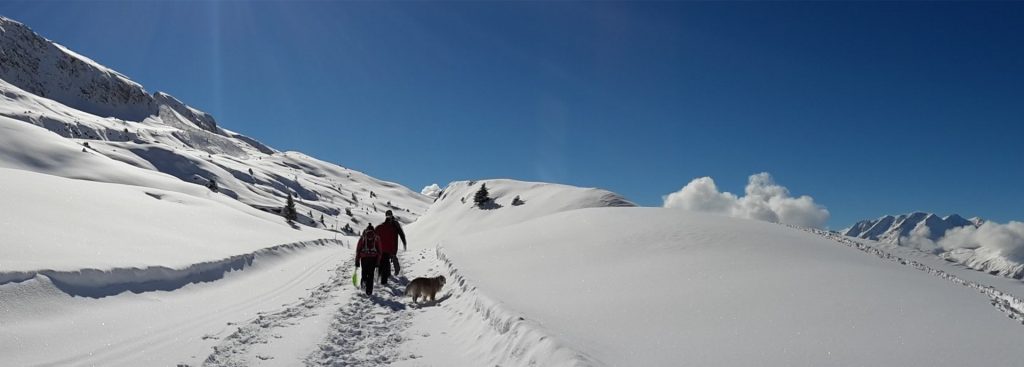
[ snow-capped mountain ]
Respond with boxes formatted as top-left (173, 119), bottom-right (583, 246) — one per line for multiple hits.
top-left (0, 16), bottom-right (431, 238)
top-left (843, 212), bottom-right (1024, 279)
top-left (843, 212), bottom-right (980, 244)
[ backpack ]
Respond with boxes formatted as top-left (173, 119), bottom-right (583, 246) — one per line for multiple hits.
top-left (360, 234), bottom-right (380, 257)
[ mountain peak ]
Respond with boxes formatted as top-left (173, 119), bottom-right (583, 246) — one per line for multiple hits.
top-left (844, 211), bottom-right (981, 243)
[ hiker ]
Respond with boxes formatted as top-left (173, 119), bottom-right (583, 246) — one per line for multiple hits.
top-left (354, 224), bottom-right (382, 296)
top-left (375, 210), bottom-right (407, 285)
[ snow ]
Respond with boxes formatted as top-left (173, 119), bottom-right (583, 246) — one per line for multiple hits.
top-left (4, 13), bottom-right (1024, 367)
top-left (407, 179), bottom-right (634, 247)
top-left (440, 207), bottom-right (1024, 366)
top-left (0, 167), bottom-right (333, 273)
top-left (1, 243), bottom-right (351, 367)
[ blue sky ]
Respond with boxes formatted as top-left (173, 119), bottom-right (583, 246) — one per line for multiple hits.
top-left (3, 1), bottom-right (1022, 228)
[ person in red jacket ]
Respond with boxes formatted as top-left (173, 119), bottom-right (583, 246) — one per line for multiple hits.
top-left (354, 224), bottom-right (383, 296)
top-left (374, 210), bottom-right (407, 286)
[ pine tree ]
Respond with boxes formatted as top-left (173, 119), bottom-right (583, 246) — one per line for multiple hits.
top-left (284, 194), bottom-right (298, 221)
top-left (346, 208), bottom-right (353, 217)
top-left (207, 178), bottom-right (219, 192)
top-left (512, 195), bottom-right (525, 206)
top-left (474, 183), bottom-right (491, 206)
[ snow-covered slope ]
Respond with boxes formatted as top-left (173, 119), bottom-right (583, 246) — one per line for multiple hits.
top-left (0, 167), bottom-right (332, 274)
top-left (0, 16), bottom-right (431, 237)
top-left (439, 207), bottom-right (1024, 366)
top-left (0, 17), bottom-right (155, 122)
top-left (0, 16), bottom-right (429, 296)
top-left (406, 179), bottom-right (634, 247)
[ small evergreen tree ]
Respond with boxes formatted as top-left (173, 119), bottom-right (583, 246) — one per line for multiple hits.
top-left (346, 208), bottom-right (353, 217)
top-left (511, 195), bottom-right (525, 206)
top-left (474, 183), bottom-right (491, 206)
top-left (207, 178), bottom-right (219, 192)
top-left (284, 194), bottom-right (298, 221)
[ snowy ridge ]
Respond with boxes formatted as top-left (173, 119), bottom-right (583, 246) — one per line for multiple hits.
top-left (0, 239), bottom-right (343, 298)
top-left (435, 245), bottom-right (597, 367)
top-left (0, 17), bottom-right (155, 121)
top-left (409, 178), bottom-right (634, 246)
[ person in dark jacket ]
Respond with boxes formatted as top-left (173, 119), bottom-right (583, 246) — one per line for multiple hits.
top-left (374, 210), bottom-right (407, 285)
top-left (354, 224), bottom-right (383, 295)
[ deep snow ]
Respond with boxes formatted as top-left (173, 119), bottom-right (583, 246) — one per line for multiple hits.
top-left (439, 207), bottom-right (1024, 366)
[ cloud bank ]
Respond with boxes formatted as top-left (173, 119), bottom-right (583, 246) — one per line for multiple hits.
top-left (421, 183), bottom-right (442, 198)
top-left (663, 172), bottom-right (830, 229)
top-left (938, 221), bottom-right (1024, 261)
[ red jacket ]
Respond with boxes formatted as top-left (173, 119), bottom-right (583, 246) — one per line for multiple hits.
top-left (355, 233), bottom-right (382, 264)
top-left (375, 219), bottom-right (406, 254)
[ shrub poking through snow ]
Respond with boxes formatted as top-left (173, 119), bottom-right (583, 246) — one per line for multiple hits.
top-left (512, 195), bottom-right (525, 206)
top-left (474, 183), bottom-right (491, 207)
top-left (284, 193), bottom-right (298, 222)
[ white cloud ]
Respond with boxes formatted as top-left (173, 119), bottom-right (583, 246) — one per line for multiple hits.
top-left (421, 183), bottom-right (442, 198)
top-left (901, 223), bottom-right (940, 253)
top-left (937, 221), bottom-right (1024, 262)
top-left (663, 172), bottom-right (830, 229)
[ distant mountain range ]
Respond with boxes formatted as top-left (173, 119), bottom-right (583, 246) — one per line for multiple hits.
top-left (843, 212), bottom-right (983, 244)
top-left (843, 213), bottom-right (1024, 279)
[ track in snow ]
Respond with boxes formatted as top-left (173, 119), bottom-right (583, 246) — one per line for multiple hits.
top-left (305, 253), bottom-right (417, 367)
top-left (201, 250), bottom-right (422, 367)
top-left (202, 255), bottom-right (354, 366)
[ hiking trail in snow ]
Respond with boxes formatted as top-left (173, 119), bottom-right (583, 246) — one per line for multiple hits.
top-left (201, 249), bottom-right (427, 367)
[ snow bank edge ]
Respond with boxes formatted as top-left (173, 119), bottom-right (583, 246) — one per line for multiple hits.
top-left (435, 244), bottom-right (601, 367)
top-left (0, 238), bottom-right (346, 298)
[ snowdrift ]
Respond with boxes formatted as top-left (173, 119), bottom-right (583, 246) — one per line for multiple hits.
top-left (0, 168), bottom-right (333, 274)
top-left (441, 207), bottom-right (1024, 366)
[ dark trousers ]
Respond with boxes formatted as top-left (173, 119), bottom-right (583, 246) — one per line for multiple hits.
top-left (360, 257), bottom-right (378, 295)
top-left (378, 254), bottom-right (396, 285)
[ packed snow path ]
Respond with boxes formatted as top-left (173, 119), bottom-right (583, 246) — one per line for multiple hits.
top-left (304, 273), bottom-right (413, 366)
top-left (202, 246), bottom-right (519, 367)
top-left (201, 250), bottom-right (458, 367)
